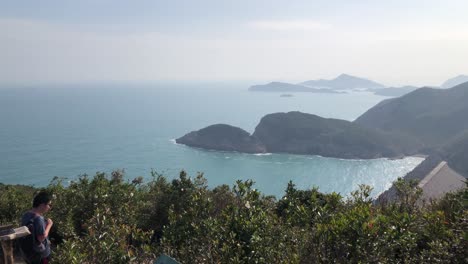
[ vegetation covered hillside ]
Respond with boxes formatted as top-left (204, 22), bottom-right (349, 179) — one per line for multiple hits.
top-left (252, 112), bottom-right (405, 159)
top-left (355, 81), bottom-right (468, 177)
top-left (355, 81), bottom-right (468, 150)
top-left (177, 111), bottom-right (416, 159)
top-left (1, 171), bottom-right (466, 263)
top-left (443, 131), bottom-right (468, 177)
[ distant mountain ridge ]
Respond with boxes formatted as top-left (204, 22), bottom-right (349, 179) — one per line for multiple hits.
top-left (441, 74), bottom-right (468, 89)
top-left (248, 74), bottom-right (385, 93)
top-left (249, 74), bottom-right (467, 97)
top-left (300, 74), bottom-right (386, 90)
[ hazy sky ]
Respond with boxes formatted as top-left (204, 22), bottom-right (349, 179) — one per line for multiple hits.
top-left (1, 0), bottom-right (467, 86)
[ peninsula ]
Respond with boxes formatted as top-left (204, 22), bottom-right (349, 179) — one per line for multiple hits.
top-left (178, 81), bottom-right (468, 176)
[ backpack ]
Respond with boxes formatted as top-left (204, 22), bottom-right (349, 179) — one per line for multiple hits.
top-left (19, 214), bottom-right (46, 262)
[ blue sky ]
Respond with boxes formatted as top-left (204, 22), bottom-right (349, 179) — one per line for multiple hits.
top-left (1, 0), bottom-right (467, 86)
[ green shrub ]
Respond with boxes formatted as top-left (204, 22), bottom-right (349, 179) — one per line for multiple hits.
top-left (0, 172), bottom-right (465, 263)
top-left (0, 183), bottom-right (36, 225)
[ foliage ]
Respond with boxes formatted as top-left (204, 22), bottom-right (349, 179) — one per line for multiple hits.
top-left (0, 183), bottom-right (36, 225)
top-left (0, 172), bottom-right (466, 263)
top-left (53, 207), bottom-right (154, 264)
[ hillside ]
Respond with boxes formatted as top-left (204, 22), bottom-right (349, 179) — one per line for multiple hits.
top-left (177, 112), bottom-right (410, 159)
top-left (252, 112), bottom-right (404, 158)
top-left (372, 85), bottom-right (419, 97)
top-left (442, 131), bottom-right (468, 177)
top-left (355, 82), bottom-right (468, 149)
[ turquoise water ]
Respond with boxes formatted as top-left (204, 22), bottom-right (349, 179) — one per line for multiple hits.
top-left (0, 82), bottom-right (423, 197)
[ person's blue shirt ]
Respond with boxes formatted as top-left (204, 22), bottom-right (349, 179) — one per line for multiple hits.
top-left (21, 211), bottom-right (51, 258)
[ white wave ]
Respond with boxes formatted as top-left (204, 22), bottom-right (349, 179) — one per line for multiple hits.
top-left (253, 153), bottom-right (272, 156)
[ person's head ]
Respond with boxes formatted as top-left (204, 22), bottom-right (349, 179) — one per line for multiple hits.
top-left (32, 191), bottom-right (52, 213)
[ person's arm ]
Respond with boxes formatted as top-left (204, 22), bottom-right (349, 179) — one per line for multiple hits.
top-left (36, 218), bottom-right (53, 242)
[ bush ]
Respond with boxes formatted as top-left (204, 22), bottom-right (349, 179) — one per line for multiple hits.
top-left (0, 172), bottom-right (466, 263)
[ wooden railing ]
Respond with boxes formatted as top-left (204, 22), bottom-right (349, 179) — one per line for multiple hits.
top-left (0, 225), bottom-right (30, 264)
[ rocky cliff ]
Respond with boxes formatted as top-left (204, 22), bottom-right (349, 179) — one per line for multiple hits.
top-left (176, 124), bottom-right (266, 153)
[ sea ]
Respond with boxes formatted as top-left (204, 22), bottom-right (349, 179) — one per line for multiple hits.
top-left (0, 81), bottom-right (423, 198)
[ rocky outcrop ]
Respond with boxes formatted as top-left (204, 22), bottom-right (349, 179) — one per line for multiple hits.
top-left (176, 124), bottom-right (266, 153)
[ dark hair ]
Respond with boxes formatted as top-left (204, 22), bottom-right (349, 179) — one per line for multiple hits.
top-left (33, 191), bottom-right (52, 208)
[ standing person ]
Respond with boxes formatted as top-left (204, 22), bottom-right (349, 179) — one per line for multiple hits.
top-left (19, 191), bottom-right (53, 264)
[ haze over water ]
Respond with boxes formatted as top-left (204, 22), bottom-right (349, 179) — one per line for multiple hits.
top-left (0, 82), bottom-right (423, 197)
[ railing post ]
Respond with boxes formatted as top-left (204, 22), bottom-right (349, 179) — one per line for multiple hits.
top-left (0, 240), bottom-right (14, 264)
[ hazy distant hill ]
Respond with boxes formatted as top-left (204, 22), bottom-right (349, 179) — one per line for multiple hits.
top-left (249, 82), bottom-right (342, 93)
top-left (372, 86), bottom-right (419, 97)
top-left (301, 74), bottom-right (385, 90)
top-left (355, 81), bottom-right (468, 151)
top-left (441, 74), bottom-right (468, 88)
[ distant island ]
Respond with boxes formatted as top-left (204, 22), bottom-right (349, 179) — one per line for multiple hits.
top-left (248, 74), bottom-right (383, 94)
top-left (178, 81), bottom-right (468, 177)
top-left (249, 82), bottom-right (342, 93)
top-left (248, 74), bottom-right (468, 98)
top-left (300, 73), bottom-right (385, 90)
